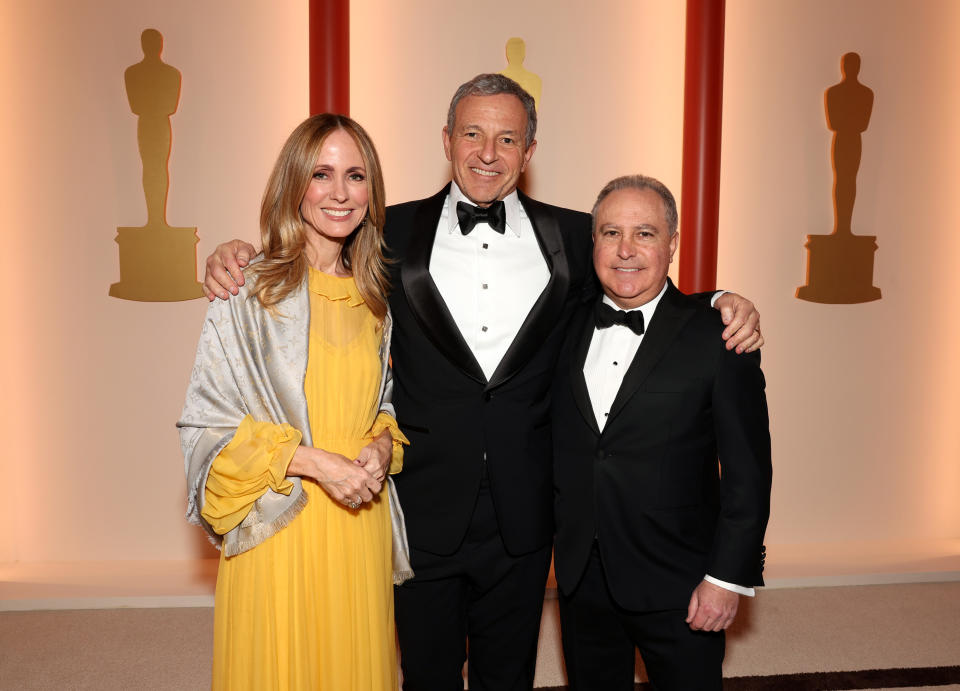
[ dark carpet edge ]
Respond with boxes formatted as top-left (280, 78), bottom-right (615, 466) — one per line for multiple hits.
top-left (536, 664), bottom-right (960, 690)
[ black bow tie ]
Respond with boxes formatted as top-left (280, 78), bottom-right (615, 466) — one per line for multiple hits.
top-left (457, 200), bottom-right (506, 235)
top-left (595, 301), bottom-right (645, 335)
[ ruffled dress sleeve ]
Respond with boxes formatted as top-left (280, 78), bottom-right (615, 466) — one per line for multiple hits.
top-left (368, 411), bottom-right (409, 475)
top-left (201, 415), bottom-right (303, 535)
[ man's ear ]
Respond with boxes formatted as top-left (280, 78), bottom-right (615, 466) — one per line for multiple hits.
top-left (520, 139), bottom-right (537, 171)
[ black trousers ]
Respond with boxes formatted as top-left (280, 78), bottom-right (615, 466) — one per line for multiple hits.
top-left (559, 545), bottom-right (724, 691)
top-left (394, 483), bottom-right (552, 691)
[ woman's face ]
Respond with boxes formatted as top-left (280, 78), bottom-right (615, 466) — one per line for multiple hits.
top-left (300, 129), bottom-right (369, 244)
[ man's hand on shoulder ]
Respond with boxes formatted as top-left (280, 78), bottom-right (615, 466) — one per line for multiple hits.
top-left (714, 292), bottom-right (763, 354)
top-left (686, 579), bottom-right (740, 632)
top-left (203, 240), bottom-right (258, 301)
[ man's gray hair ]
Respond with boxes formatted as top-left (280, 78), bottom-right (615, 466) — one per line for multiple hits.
top-left (446, 73), bottom-right (538, 148)
top-left (591, 175), bottom-right (679, 236)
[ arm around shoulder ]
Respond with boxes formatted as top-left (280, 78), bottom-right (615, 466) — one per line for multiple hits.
top-left (202, 239), bottom-right (259, 301)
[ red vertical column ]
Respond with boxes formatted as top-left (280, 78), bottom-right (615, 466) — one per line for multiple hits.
top-left (678, 0), bottom-right (725, 294)
top-left (309, 0), bottom-right (349, 116)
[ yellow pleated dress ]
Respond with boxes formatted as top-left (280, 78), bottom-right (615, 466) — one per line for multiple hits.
top-left (201, 267), bottom-right (406, 691)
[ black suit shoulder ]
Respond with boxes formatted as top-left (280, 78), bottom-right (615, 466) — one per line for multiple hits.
top-left (384, 187), bottom-right (449, 263)
top-left (518, 193), bottom-right (590, 226)
top-left (660, 284), bottom-right (762, 366)
top-left (666, 283), bottom-right (719, 321)
top-left (386, 194), bottom-right (437, 225)
top-left (517, 191), bottom-right (591, 245)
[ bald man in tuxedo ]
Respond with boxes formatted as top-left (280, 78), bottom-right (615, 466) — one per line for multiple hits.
top-left (551, 175), bottom-right (771, 691)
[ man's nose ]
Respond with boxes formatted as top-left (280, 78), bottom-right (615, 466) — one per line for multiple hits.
top-left (617, 238), bottom-right (635, 258)
top-left (479, 137), bottom-right (497, 163)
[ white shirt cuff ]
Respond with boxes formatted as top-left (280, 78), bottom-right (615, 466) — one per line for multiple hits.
top-left (704, 574), bottom-right (755, 597)
top-left (709, 290), bottom-right (727, 308)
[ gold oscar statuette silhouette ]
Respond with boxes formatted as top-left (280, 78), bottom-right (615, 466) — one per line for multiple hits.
top-left (797, 52), bottom-right (881, 304)
top-left (499, 37), bottom-right (542, 110)
top-left (110, 29), bottom-right (203, 302)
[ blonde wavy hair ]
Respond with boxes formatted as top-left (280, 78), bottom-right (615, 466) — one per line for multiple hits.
top-left (252, 113), bottom-right (390, 319)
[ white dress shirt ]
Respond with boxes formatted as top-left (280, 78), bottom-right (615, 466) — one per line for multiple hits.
top-left (429, 182), bottom-right (550, 380)
top-left (583, 285), bottom-right (668, 432)
top-left (583, 283), bottom-right (754, 597)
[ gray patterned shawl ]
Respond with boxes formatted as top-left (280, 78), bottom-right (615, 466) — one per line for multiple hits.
top-left (177, 262), bottom-right (412, 583)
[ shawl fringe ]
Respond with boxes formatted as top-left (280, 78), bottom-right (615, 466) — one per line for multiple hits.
top-left (224, 488), bottom-right (310, 558)
top-left (388, 477), bottom-right (414, 584)
top-left (392, 569), bottom-right (415, 586)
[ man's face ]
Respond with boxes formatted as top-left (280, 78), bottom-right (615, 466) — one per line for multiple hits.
top-left (442, 93), bottom-right (536, 207)
top-left (592, 187), bottom-right (678, 310)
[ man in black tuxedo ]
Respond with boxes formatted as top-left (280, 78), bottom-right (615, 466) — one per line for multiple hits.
top-left (201, 77), bottom-right (764, 690)
top-left (552, 175), bottom-right (772, 691)
top-left (382, 75), bottom-right (593, 690)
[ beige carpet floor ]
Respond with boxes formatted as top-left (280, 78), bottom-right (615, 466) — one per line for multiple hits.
top-left (1, 582), bottom-right (958, 690)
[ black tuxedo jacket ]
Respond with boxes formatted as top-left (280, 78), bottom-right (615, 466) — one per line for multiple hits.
top-left (385, 184), bottom-right (592, 556)
top-left (552, 281), bottom-right (772, 612)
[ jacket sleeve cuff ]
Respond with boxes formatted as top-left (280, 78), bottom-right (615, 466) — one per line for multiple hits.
top-left (704, 574), bottom-right (755, 597)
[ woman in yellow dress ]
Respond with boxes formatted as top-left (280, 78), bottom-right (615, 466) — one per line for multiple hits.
top-left (178, 114), bottom-right (411, 690)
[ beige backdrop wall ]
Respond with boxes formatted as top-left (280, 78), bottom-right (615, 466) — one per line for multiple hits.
top-left (0, 0), bottom-right (310, 565)
top-left (719, 0), bottom-right (960, 568)
top-left (1, 0), bottom-right (957, 585)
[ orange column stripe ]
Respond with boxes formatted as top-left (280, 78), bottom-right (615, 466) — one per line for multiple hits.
top-left (679, 0), bottom-right (725, 293)
top-left (309, 0), bottom-right (349, 116)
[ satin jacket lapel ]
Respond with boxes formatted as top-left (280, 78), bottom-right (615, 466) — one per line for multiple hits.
top-left (486, 191), bottom-right (571, 390)
top-left (400, 185), bottom-right (486, 384)
top-left (569, 306), bottom-right (602, 436)
top-left (606, 281), bottom-right (695, 426)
